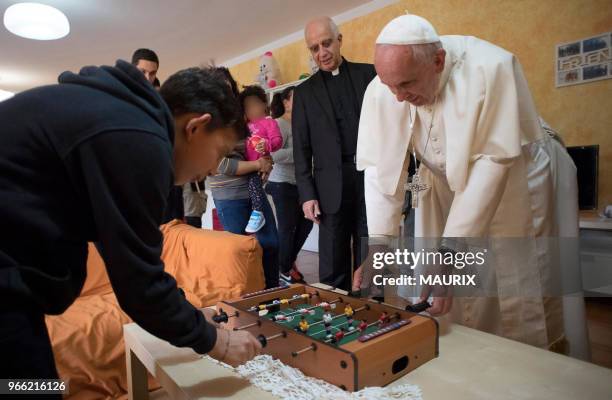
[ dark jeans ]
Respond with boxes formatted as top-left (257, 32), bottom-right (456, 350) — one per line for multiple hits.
top-left (318, 164), bottom-right (368, 291)
top-left (265, 181), bottom-right (313, 274)
top-left (214, 197), bottom-right (279, 288)
top-left (0, 308), bottom-right (62, 399)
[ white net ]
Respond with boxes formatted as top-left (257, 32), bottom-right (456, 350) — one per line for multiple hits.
top-left (203, 354), bottom-right (422, 400)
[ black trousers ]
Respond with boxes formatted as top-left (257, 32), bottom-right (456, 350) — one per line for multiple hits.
top-left (0, 308), bottom-right (62, 399)
top-left (185, 216), bottom-right (202, 228)
top-left (266, 181), bottom-right (314, 274)
top-left (163, 185), bottom-right (185, 224)
top-left (318, 164), bottom-right (368, 291)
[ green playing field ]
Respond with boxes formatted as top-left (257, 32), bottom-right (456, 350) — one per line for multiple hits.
top-left (264, 303), bottom-right (382, 346)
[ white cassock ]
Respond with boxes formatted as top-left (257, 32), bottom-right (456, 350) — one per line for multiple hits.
top-left (357, 34), bottom-right (587, 353)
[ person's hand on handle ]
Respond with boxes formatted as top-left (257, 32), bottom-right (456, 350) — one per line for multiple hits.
top-left (302, 199), bottom-right (321, 224)
top-left (419, 283), bottom-right (453, 317)
top-left (207, 328), bottom-right (262, 367)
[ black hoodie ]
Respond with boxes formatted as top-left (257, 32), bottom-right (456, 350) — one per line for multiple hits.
top-left (0, 60), bottom-right (217, 354)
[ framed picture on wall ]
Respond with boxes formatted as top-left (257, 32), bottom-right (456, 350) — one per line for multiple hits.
top-left (556, 32), bottom-right (611, 87)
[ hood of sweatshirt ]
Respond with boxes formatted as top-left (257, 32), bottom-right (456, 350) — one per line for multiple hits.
top-left (58, 59), bottom-right (174, 145)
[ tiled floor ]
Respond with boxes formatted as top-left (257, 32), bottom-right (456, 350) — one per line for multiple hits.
top-left (295, 250), bottom-right (612, 370)
top-left (295, 250), bottom-right (319, 283)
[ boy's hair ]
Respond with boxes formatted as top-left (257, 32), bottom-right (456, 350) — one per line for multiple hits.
top-left (131, 48), bottom-right (159, 66)
top-left (160, 67), bottom-right (243, 137)
top-left (214, 66), bottom-right (240, 98)
top-left (238, 85), bottom-right (268, 114)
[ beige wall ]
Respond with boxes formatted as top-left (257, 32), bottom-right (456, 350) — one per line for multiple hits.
top-left (230, 0), bottom-right (612, 208)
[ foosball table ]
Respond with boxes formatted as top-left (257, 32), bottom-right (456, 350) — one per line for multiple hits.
top-left (213, 284), bottom-right (439, 391)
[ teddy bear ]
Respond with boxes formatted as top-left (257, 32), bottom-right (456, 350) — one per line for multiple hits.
top-left (255, 51), bottom-right (281, 89)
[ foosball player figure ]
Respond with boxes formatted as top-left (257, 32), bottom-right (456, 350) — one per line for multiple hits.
top-left (299, 308), bottom-right (314, 316)
top-left (325, 326), bottom-right (333, 338)
top-left (297, 315), bottom-right (309, 333)
top-left (333, 329), bottom-right (345, 344)
top-left (319, 301), bottom-right (330, 311)
top-left (273, 314), bottom-right (287, 322)
top-left (378, 311), bottom-right (390, 326)
top-left (344, 304), bottom-right (354, 317)
top-left (346, 315), bottom-right (355, 331)
top-left (358, 320), bottom-right (368, 333)
top-left (323, 313), bottom-right (333, 338)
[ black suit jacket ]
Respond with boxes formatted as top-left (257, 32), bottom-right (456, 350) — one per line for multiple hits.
top-left (292, 60), bottom-right (376, 215)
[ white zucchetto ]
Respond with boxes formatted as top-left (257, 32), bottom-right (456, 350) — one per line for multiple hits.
top-left (376, 14), bottom-right (440, 45)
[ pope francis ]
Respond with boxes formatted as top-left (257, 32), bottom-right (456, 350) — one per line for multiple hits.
top-left (353, 14), bottom-right (582, 350)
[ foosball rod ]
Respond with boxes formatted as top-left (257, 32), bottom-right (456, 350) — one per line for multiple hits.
top-left (233, 320), bottom-right (262, 330)
top-left (248, 292), bottom-right (319, 312)
top-left (324, 312), bottom-right (401, 342)
top-left (281, 297), bottom-right (344, 318)
top-left (308, 304), bottom-right (369, 328)
top-left (257, 331), bottom-right (287, 348)
top-left (291, 343), bottom-right (317, 357)
top-left (242, 285), bottom-right (292, 299)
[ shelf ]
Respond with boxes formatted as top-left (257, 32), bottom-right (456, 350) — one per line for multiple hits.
top-left (264, 78), bottom-right (309, 95)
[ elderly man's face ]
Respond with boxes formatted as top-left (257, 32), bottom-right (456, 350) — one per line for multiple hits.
top-left (305, 21), bottom-right (342, 72)
top-left (375, 44), bottom-right (445, 106)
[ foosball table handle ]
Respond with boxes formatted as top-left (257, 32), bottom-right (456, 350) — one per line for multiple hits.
top-left (257, 331), bottom-right (287, 348)
top-left (213, 309), bottom-right (239, 324)
top-left (405, 300), bottom-right (431, 313)
top-left (348, 289), bottom-right (384, 303)
top-left (213, 310), bottom-right (228, 324)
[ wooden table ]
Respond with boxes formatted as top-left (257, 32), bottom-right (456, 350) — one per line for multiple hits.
top-left (124, 315), bottom-right (612, 400)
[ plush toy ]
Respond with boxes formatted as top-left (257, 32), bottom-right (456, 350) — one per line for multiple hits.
top-left (255, 51), bottom-right (281, 89)
top-left (247, 135), bottom-right (266, 154)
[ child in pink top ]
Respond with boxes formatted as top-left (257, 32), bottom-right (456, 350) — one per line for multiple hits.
top-left (239, 85), bottom-right (283, 233)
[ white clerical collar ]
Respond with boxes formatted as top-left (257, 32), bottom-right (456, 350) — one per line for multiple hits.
top-left (331, 58), bottom-right (344, 76)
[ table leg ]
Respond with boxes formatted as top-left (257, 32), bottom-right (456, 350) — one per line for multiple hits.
top-left (127, 348), bottom-right (150, 400)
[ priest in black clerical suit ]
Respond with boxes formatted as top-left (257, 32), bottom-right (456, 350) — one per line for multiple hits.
top-left (292, 16), bottom-right (376, 290)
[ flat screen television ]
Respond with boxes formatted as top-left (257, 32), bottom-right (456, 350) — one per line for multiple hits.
top-left (566, 145), bottom-right (599, 210)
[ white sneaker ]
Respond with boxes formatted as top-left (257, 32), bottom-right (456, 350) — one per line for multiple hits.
top-left (245, 210), bottom-right (265, 233)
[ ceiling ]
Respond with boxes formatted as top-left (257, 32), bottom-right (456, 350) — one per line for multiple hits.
top-left (0, 0), bottom-right (371, 93)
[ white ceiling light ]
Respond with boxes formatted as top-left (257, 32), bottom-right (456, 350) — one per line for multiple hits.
top-left (0, 89), bottom-right (15, 102)
top-left (3, 2), bottom-right (70, 40)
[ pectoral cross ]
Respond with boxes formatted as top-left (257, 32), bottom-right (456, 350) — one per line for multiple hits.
top-left (404, 173), bottom-right (429, 208)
